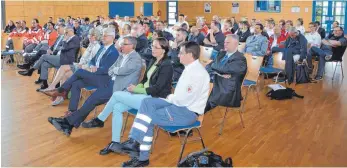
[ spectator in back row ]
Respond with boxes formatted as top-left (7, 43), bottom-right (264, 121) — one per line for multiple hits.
top-left (315, 21), bottom-right (326, 39)
top-left (169, 28), bottom-right (188, 82)
top-left (244, 23), bottom-right (268, 57)
top-left (237, 21), bottom-right (252, 43)
top-left (3, 20), bottom-right (16, 33)
top-left (204, 20), bottom-right (225, 51)
top-left (188, 26), bottom-right (205, 45)
top-left (295, 18), bottom-right (305, 34)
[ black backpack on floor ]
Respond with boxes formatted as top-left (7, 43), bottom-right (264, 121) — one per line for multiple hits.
top-left (178, 149), bottom-right (232, 167)
top-left (296, 62), bottom-right (314, 84)
top-left (266, 88), bottom-right (304, 100)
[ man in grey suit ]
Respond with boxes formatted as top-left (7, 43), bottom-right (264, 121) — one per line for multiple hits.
top-left (18, 26), bottom-right (80, 91)
top-left (47, 36), bottom-right (143, 137)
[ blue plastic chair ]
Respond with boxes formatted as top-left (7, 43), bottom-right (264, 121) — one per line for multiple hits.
top-left (259, 52), bottom-right (286, 84)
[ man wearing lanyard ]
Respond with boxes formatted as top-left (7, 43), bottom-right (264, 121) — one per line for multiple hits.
top-left (205, 34), bottom-right (247, 113)
top-left (46, 35), bottom-right (143, 137)
top-left (116, 41), bottom-right (210, 167)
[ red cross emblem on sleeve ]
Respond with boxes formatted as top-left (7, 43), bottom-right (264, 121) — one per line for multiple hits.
top-left (187, 85), bottom-right (193, 93)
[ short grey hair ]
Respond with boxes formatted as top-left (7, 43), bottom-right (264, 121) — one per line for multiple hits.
top-left (103, 27), bottom-right (115, 38)
top-left (123, 36), bottom-right (137, 49)
top-left (89, 28), bottom-right (102, 41)
top-left (288, 27), bottom-right (298, 33)
top-left (226, 34), bottom-right (239, 43)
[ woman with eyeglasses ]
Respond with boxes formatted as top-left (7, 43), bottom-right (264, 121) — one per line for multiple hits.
top-left (40, 28), bottom-right (102, 106)
top-left (82, 37), bottom-right (173, 155)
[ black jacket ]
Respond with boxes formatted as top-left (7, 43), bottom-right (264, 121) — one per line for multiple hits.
top-left (141, 57), bottom-right (173, 98)
top-left (317, 27), bottom-right (326, 39)
top-left (237, 29), bottom-right (252, 42)
top-left (208, 51), bottom-right (247, 107)
top-left (136, 34), bottom-right (149, 53)
top-left (59, 35), bottom-right (81, 65)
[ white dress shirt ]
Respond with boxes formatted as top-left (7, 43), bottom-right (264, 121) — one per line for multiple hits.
top-left (305, 32), bottom-right (322, 48)
top-left (165, 60), bottom-right (210, 115)
top-left (296, 26), bottom-right (306, 34)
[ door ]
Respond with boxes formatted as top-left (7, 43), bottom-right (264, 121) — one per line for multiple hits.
top-left (313, 0), bottom-right (347, 34)
top-left (167, 1), bottom-right (178, 26)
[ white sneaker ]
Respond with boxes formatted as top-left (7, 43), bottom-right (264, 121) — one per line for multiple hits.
top-left (325, 55), bottom-right (332, 61)
top-left (52, 96), bottom-right (64, 106)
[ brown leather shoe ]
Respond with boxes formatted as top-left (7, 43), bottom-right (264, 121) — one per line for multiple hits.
top-left (43, 89), bottom-right (66, 98)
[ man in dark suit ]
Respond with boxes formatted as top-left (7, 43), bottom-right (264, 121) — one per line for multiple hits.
top-left (205, 34), bottom-right (247, 113)
top-left (315, 21), bottom-right (326, 39)
top-left (44, 28), bottom-right (120, 136)
top-left (18, 26), bottom-right (80, 91)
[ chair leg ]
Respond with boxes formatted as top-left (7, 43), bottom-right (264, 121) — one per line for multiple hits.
top-left (121, 113), bottom-right (129, 137)
top-left (151, 126), bottom-right (160, 154)
top-left (195, 128), bottom-right (205, 149)
top-left (333, 62), bottom-right (338, 80)
top-left (219, 108), bottom-right (228, 135)
top-left (255, 85), bottom-right (261, 109)
top-left (241, 86), bottom-right (251, 113)
top-left (340, 62), bottom-right (344, 78)
top-left (238, 108), bottom-right (245, 128)
top-left (275, 72), bottom-right (281, 83)
top-left (177, 128), bottom-right (192, 165)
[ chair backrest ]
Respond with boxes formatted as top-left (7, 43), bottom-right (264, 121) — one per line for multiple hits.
top-left (272, 52), bottom-right (285, 70)
top-left (138, 59), bottom-right (147, 83)
top-left (198, 83), bottom-right (214, 123)
top-left (244, 54), bottom-right (264, 82)
top-left (1, 33), bottom-right (9, 50)
top-left (238, 42), bottom-right (246, 53)
top-left (12, 37), bottom-right (24, 51)
top-left (199, 46), bottom-right (213, 62)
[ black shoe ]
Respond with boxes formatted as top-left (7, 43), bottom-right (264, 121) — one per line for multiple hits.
top-left (121, 138), bottom-right (140, 157)
top-left (34, 78), bottom-right (43, 84)
top-left (36, 80), bottom-right (48, 92)
top-left (169, 130), bottom-right (193, 137)
top-left (48, 117), bottom-right (64, 125)
top-left (18, 69), bottom-right (34, 76)
top-left (122, 157), bottom-right (149, 167)
top-left (17, 63), bottom-right (30, 70)
top-left (81, 118), bottom-right (104, 128)
top-left (55, 83), bottom-right (60, 88)
top-left (50, 118), bottom-right (73, 137)
top-left (99, 141), bottom-right (124, 155)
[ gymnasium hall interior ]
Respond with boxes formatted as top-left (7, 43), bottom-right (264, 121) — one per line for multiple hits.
top-left (1, 0), bottom-right (347, 167)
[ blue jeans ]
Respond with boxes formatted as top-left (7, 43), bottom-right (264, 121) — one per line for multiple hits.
top-left (1, 50), bottom-right (15, 56)
top-left (129, 98), bottom-right (197, 161)
top-left (308, 46), bottom-right (333, 77)
top-left (97, 91), bottom-right (151, 142)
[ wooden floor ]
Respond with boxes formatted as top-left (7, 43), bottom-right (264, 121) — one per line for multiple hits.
top-left (1, 60), bottom-right (347, 167)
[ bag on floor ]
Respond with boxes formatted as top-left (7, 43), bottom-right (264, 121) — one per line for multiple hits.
top-left (266, 87), bottom-right (304, 100)
top-left (178, 148), bottom-right (232, 167)
top-left (296, 62), bottom-right (315, 84)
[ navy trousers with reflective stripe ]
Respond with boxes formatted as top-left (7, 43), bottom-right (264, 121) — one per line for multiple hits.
top-left (129, 97), bottom-right (197, 161)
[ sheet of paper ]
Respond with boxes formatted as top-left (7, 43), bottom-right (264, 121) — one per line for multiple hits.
top-left (267, 84), bottom-right (286, 91)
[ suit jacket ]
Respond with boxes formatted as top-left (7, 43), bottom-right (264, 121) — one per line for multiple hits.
top-left (50, 35), bottom-right (64, 55)
top-left (140, 57), bottom-right (173, 98)
top-left (208, 51), bottom-right (247, 107)
top-left (108, 50), bottom-right (143, 92)
top-left (317, 27), bottom-right (326, 39)
top-left (90, 45), bottom-right (119, 75)
top-left (60, 35), bottom-right (81, 65)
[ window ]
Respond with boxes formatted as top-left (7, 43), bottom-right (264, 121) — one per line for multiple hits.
top-left (255, 0), bottom-right (281, 12)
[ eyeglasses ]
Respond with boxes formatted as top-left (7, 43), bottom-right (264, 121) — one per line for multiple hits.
top-left (151, 45), bottom-right (162, 50)
top-left (121, 43), bottom-right (132, 46)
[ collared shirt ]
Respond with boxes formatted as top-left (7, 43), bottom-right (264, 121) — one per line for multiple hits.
top-left (53, 35), bottom-right (64, 51)
top-left (305, 32), bottom-right (321, 48)
top-left (96, 44), bottom-right (111, 68)
top-left (165, 60), bottom-right (210, 115)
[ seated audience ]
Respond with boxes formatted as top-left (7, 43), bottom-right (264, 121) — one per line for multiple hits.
top-left (315, 21), bottom-right (326, 39)
top-left (265, 19), bottom-right (275, 37)
top-left (156, 21), bottom-right (174, 41)
top-left (204, 20), bottom-right (225, 51)
top-left (132, 24), bottom-right (149, 53)
top-left (118, 41), bottom-right (210, 167)
top-left (237, 21), bottom-right (252, 43)
top-left (73, 20), bottom-right (83, 37)
top-left (244, 23), bottom-right (268, 56)
top-left (295, 18), bottom-right (305, 34)
top-left (3, 20), bottom-right (15, 33)
top-left (284, 20), bottom-right (293, 38)
top-left (18, 27), bottom-right (80, 91)
top-left (266, 26), bottom-right (287, 66)
top-left (305, 22), bottom-right (322, 49)
top-left (307, 26), bottom-right (346, 80)
top-left (40, 28), bottom-right (102, 106)
top-left (82, 38), bottom-right (173, 157)
top-left (230, 17), bottom-right (239, 33)
top-left (222, 20), bottom-right (233, 36)
top-left (46, 29), bottom-right (131, 137)
top-left (175, 14), bottom-right (190, 30)
top-left (188, 26), bottom-right (205, 45)
top-left (272, 27), bottom-right (307, 83)
top-left (328, 21), bottom-right (339, 39)
top-left (205, 34), bottom-right (247, 112)
top-left (168, 28), bottom-right (188, 82)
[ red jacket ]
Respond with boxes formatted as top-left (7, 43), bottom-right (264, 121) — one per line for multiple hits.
top-left (267, 34), bottom-right (287, 52)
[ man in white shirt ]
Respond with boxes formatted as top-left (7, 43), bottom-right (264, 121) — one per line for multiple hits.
top-left (305, 22), bottom-right (322, 49)
top-left (118, 41), bottom-right (210, 167)
top-left (175, 14), bottom-right (190, 30)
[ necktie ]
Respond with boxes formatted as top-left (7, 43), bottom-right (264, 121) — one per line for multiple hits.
top-left (96, 47), bottom-right (106, 68)
top-left (220, 55), bottom-right (229, 65)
